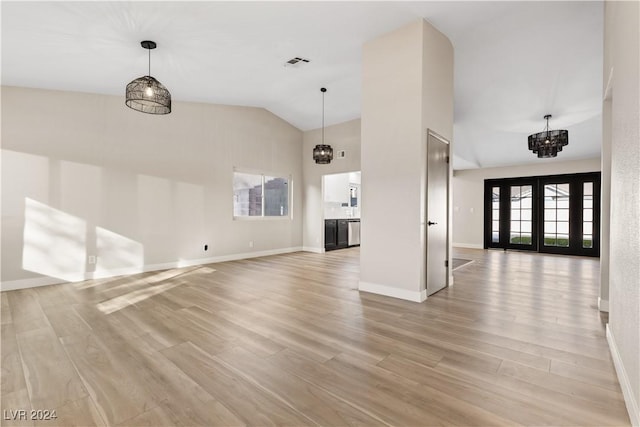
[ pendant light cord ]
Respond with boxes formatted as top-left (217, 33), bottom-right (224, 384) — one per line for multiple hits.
top-left (541, 115), bottom-right (552, 139)
top-left (322, 90), bottom-right (325, 144)
top-left (148, 48), bottom-right (151, 77)
top-left (545, 116), bottom-right (550, 138)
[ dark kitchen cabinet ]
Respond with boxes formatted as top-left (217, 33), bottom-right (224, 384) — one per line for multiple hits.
top-left (324, 220), bottom-right (338, 251)
top-left (337, 220), bottom-right (349, 248)
top-left (325, 219), bottom-right (356, 251)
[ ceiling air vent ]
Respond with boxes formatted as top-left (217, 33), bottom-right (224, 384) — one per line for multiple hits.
top-left (284, 57), bottom-right (311, 68)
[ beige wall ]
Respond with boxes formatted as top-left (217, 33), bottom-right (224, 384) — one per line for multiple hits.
top-left (1, 86), bottom-right (303, 289)
top-left (302, 119), bottom-right (361, 252)
top-left (601, 95), bottom-right (612, 309)
top-left (603, 1), bottom-right (640, 424)
top-left (360, 19), bottom-right (453, 301)
top-left (452, 158), bottom-right (602, 248)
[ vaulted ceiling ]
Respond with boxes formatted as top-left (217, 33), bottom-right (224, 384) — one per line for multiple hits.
top-left (2, 1), bottom-right (603, 169)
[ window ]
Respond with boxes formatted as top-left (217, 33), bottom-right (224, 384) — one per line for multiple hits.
top-left (233, 172), bottom-right (262, 217)
top-left (233, 170), bottom-right (290, 218)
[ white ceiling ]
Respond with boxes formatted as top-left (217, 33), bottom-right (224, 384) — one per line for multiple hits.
top-left (1, 1), bottom-right (603, 169)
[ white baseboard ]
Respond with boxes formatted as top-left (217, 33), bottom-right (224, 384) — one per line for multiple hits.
top-left (606, 324), bottom-right (639, 426)
top-left (0, 276), bottom-right (66, 292)
top-left (358, 281), bottom-right (427, 303)
top-left (90, 247), bottom-right (305, 280)
top-left (453, 243), bottom-right (484, 249)
top-left (598, 297), bottom-right (609, 312)
top-left (302, 246), bottom-right (325, 254)
top-left (191, 246), bottom-right (304, 264)
top-left (0, 246), bottom-right (303, 292)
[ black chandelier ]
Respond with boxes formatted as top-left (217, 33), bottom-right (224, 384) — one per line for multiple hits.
top-left (528, 114), bottom-right (568, 158)
top-left (313, 87), bottom-right (333, 164)
top-left (126, 41), bottom-right (171, 115)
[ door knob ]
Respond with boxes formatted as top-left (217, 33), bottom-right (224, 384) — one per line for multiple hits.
top-left (427, 221), bottom-right (437, 226)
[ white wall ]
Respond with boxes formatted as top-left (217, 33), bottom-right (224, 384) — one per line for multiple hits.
top-left (324, 173), bottom-right (350, 204)
top-left (1, 86), bottom-right (303, 289)
top-left (323, 172), bottom-right (361, 220)
top-left (601, 93), bottom-right (612, 310)
top-left (360, 19), bottom-right (453, 302)
top-left (452, 158), bottom-right (601, 249)
top-left (603, 1), bottom-right (640, 424)
top-left (302, 119), bottom-right (361, 252)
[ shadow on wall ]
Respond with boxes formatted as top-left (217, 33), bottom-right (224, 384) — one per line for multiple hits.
top-left (2, 149), bottom-right (208, 285)
top-left (23, 198), bottom-right (144, 282)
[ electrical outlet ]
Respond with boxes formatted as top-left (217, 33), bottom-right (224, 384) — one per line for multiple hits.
top-left (204, 244), bottom-right (208, 251)
top-left (249, 241), bottom-right (254, 248)
top-left (88, 255), bottom-right (96, 264)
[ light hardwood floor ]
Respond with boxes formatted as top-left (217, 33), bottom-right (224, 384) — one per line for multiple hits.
top-left (0, 248), bottom-right (630, 426)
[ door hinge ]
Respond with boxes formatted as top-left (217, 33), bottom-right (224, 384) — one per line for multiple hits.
top-left (446, 156), bottom-right (450, 164)
top-left (444, 260), bottom-right (449, 268)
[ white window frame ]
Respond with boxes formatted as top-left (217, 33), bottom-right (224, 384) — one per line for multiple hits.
top-left (232, 167), bottom-right (292, 220)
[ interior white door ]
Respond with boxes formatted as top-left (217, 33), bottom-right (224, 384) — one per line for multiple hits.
top-left (426, 132), bottom-right (449, 296)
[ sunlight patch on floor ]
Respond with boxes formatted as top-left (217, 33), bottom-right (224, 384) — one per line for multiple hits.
top-left (96, 280), bottom-right (181, 314)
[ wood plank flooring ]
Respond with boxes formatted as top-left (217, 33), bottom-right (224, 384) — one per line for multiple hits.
top-left (0, 248), bottom-right (630, 426)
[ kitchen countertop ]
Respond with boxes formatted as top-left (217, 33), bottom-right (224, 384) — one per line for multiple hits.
top-left (325, 218), bottom-right (361, 220)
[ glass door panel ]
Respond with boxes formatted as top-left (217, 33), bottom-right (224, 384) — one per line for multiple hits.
top-left (543, 183), bottom-right (570, 247)
top-left (510, 185), bottom-right (533, 245)
top-left (491, 186), bottom-right (500, 243)
top-left (583, 182), bottom-right (593, 248)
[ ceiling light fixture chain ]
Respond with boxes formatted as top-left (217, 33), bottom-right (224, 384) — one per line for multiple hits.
top-left (322, 88), bottom-right (325, 146)
top-left (543, 114), bottom-right (552, 136)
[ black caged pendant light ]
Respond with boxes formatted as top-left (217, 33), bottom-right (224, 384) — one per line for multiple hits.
top-left (313, 87), bottom-right (333, 164)
top-left (125, 40), bottom-right (171, 115)
top-left (528, 114), bottom-right (568, 158)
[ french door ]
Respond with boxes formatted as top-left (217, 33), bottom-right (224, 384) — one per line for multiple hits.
top-left (484, 172), bottom-right (600, 257)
